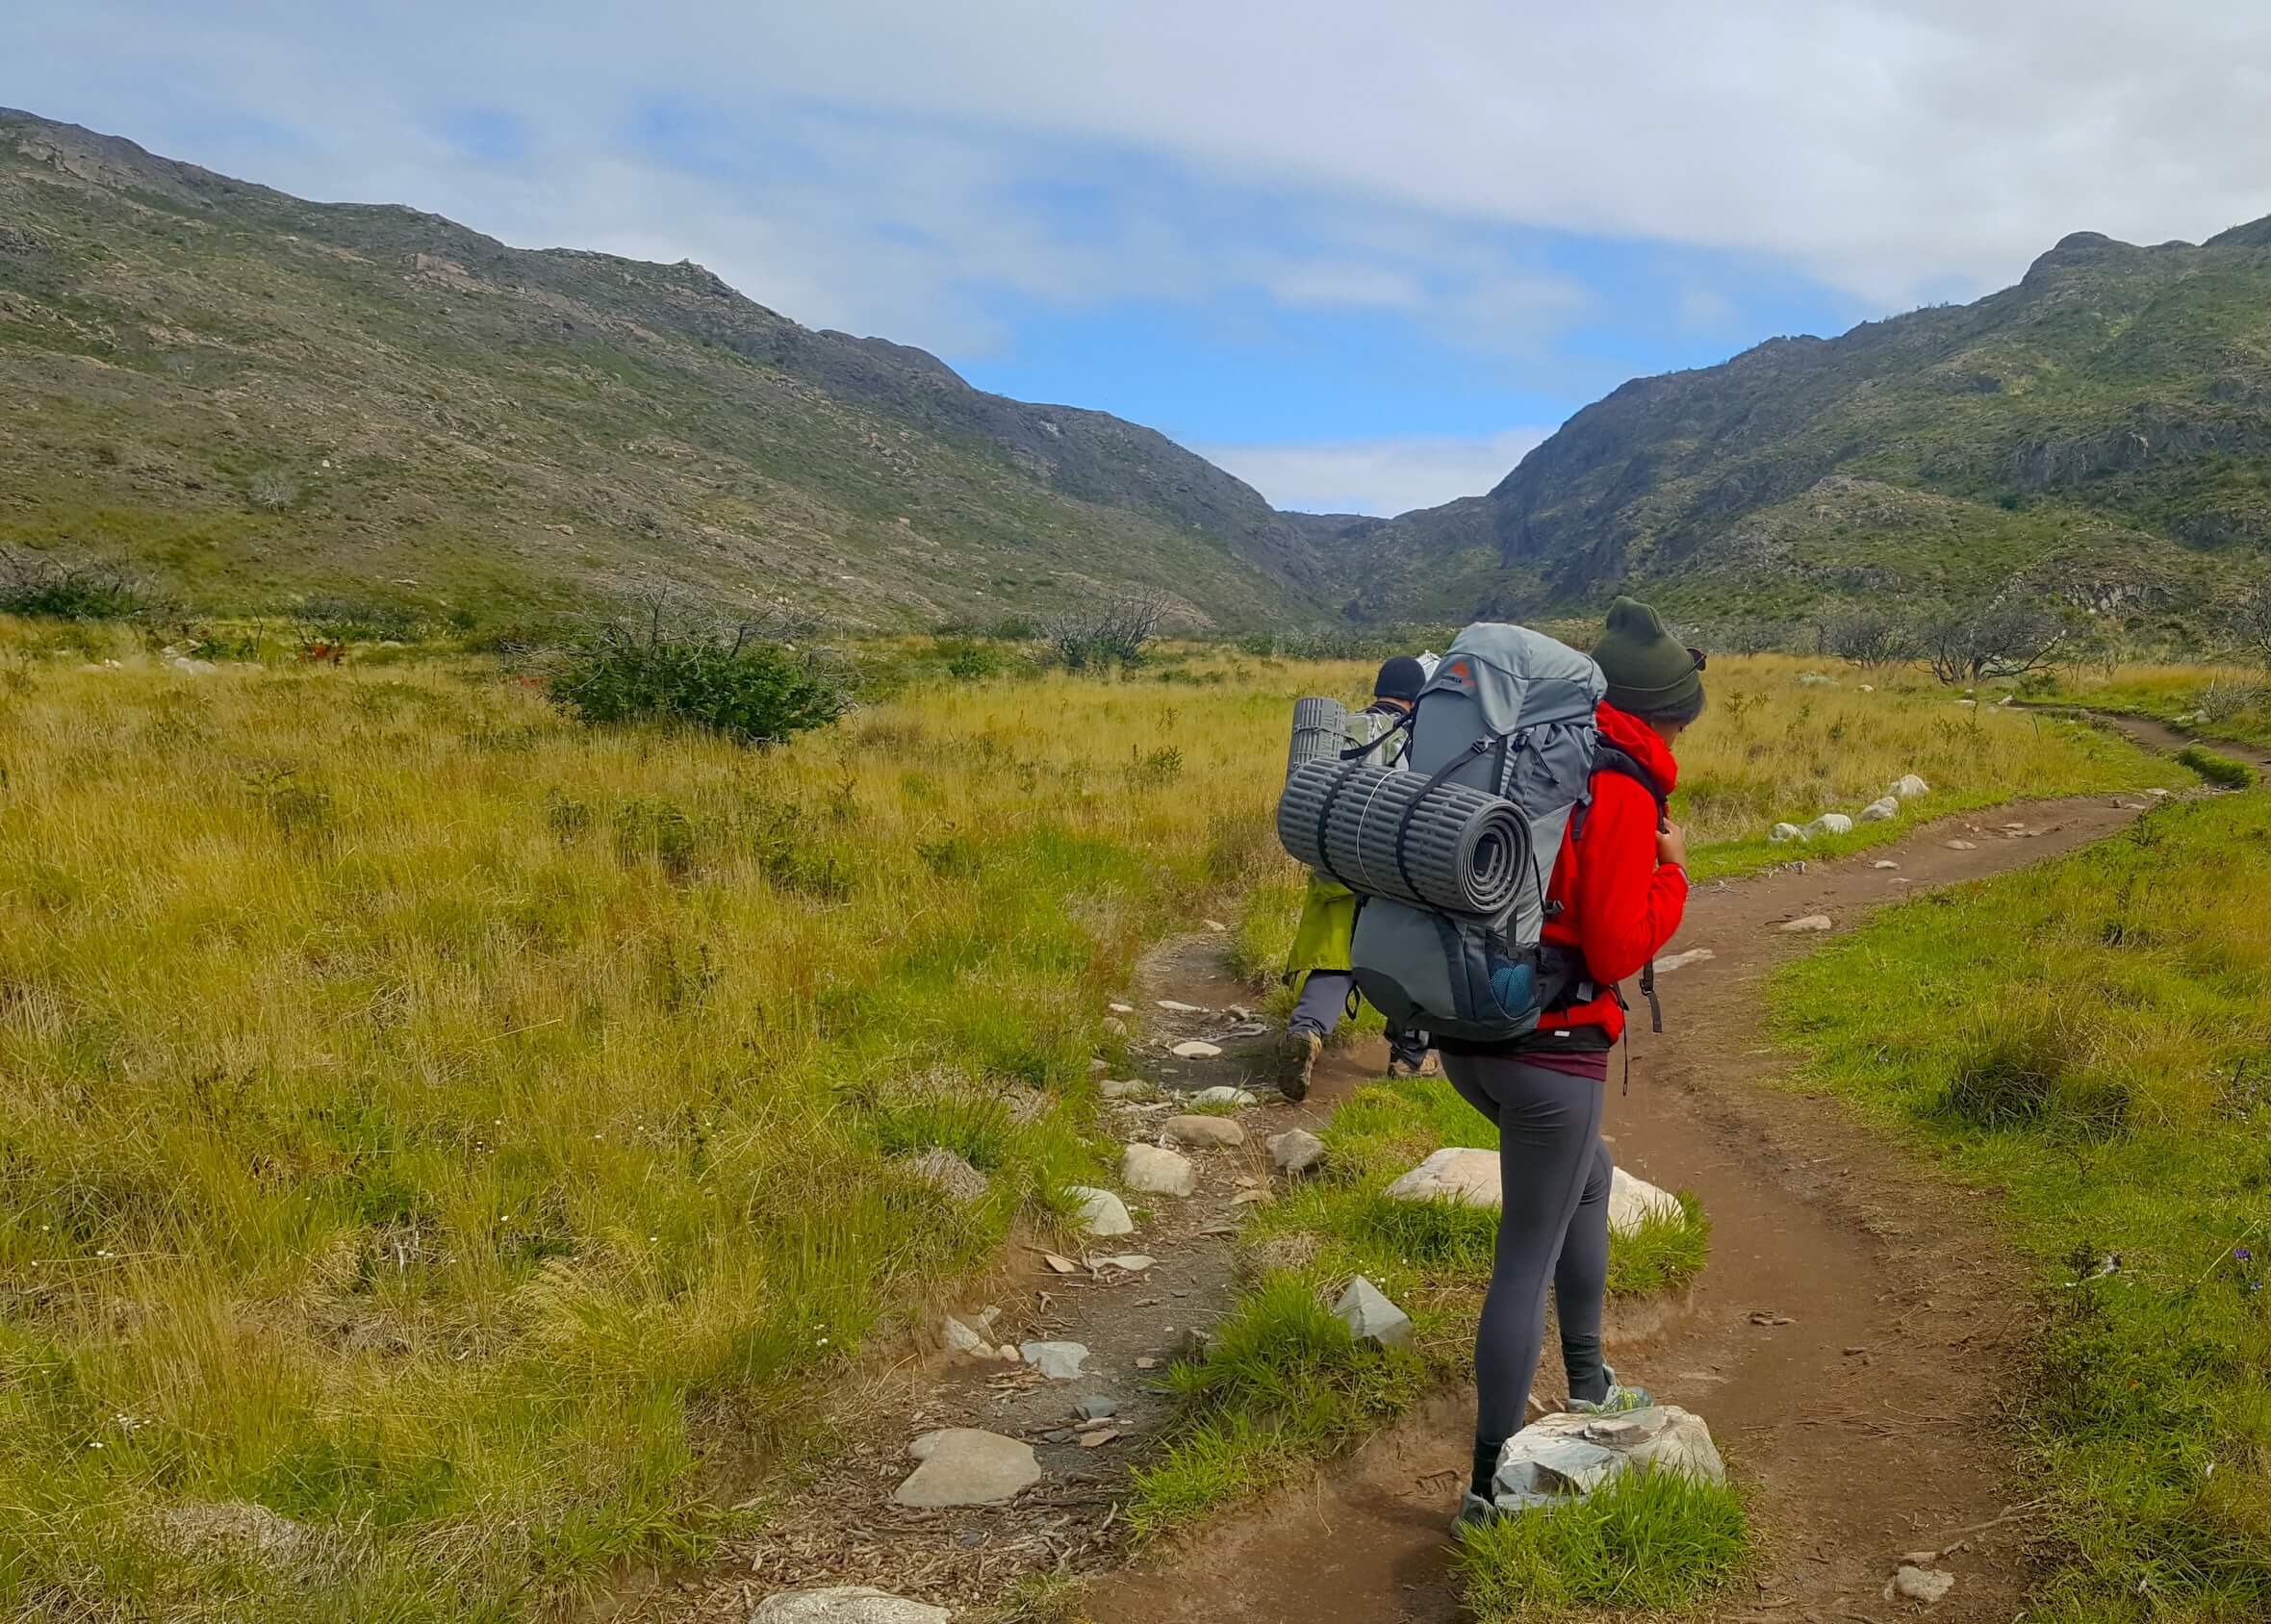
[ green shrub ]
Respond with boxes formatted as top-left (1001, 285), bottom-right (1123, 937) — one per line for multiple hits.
top-left (0, 547), bottom-right (140, 621)
top-left (1455, 1468), bottom-right (1748, 1619)
top-left (2177, 744), bottom-right (2257, 789)
top-left (549, 626), bottom-right (845, 746)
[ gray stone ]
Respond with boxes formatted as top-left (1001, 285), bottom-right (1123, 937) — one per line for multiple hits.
top-left (1492, 1406), bottom-right (1723, 1511)
top-left (1156, 999), bottom-right (1207, 1014)
top-left (1889, 1564), bottom-right (1956, 1605)
top-left (1387, 1149), bottom-right (1683, 1240)
top-left (1651, 948), bottom-right (1715, 975)
top-left (1066, 1184), bottom-right (1135, 1237)
top-left (1075, 1394), bottom-right (1119, 1420)
top-left (1798, 672), bottom-right (1836, 687)
top-left (1333, 1276), bottom-right (1413, 1348)
top-left (1945, 839), bottom-right (1978, 850)
top-left (1801, 813), bottom-right (1853, 839)
top-left (751, 1586), bottom-right (950, 1624)
top-left (900, 1148), bottom-right (988, 1205)
top-left (1780, 914), bottom-right (1834, 932)
top-left (942, 1314), bottom-right (991, 1358)
top-left (1768, 822), bottom-right (1807, 844)
top-left (1098, 1078), bottom-right (1151, 1100)
top-left (1268, 1128), bottom-right (1327, 1175)
top-left (1120, 1143), bottom-right (1197, 1197)
top-left (894, 1428), bottom-right (1041, 1507)
top-left (1889, 774), bottom-right (1931, 799)
top-left (1606, 1168), bottom-right (1684, 1234)
top-left (1019, 1340), bottom-right (1090, 1380)
top-left (1101, 1016), bottom-right (1128, 1037)
top-left (1873, 860), bottom-right (1901, 870)
top-left (1162, 1114), bottom-right (1245, 1149)
top-left (1858, 796), bottom-right (1901, 824)
top-left (1191, 1085), bottom-right (1258, 1106)
top-left (1099, 1253), bottom-right (1155, 1272)
top-left (1168, 1040), bottom-right (1222, 1059)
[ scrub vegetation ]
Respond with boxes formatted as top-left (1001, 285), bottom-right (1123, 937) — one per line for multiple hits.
top-left (1775, 792), bottom-right (2271, 1622)
top-left (1454, 1467), bottom-right (1749, 1620)
top-left (0, 626), bottom-right (2194, 1618)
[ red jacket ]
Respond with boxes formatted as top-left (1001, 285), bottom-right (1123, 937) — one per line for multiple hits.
top-left (1534, 703), bottom-right (1689, 1046)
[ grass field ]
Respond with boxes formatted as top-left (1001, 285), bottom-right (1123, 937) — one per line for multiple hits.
top-left (0, 634), bottom-right (2191, 1618)
top-left (2041, 661), bottom-right (2271, 752)
top-left (1775, 791), bottom-right (2271, 1621)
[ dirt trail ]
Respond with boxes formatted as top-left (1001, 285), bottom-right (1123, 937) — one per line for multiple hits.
top-left (1084, 793), bottom-right (2166, 1624)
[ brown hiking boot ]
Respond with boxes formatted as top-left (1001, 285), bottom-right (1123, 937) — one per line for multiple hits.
top-left (1388, 1050), bottom-right (1442, 1079)
top-left (1280, 1029), bottom-right (1322, 1102)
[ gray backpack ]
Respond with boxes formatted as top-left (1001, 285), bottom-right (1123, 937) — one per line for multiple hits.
top-left (1345, 623), bottom-right (1606, 1042)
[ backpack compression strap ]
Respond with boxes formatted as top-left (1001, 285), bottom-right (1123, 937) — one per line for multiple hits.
top-left (1575, 746), bottom-right (1672, 1041)
top-left (1337, 705), bottom-right (1415, 763)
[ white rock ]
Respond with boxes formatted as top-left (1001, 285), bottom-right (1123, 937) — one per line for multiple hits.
top-left (1492, 1406), bottom-right (1724, 1511)
top-left (1889, 774), bottom-right (1930, 799)
top-left (1957, 698), bottom-right (1977, 707)
top-left (1333, 1276), bottom-right (1413, 1348)
top-left (1384, 1146), bottom-right (1502, 1208)
top-left (1109, 1002), bottom-right (1135, 1014)
top-left (752, 1586), bottom-right (949, 1624)
top-left (1099, 1078), bottom-right (1151, 1100)
top-left (1802, 813), bottom-right (1854, 839)
top-left (1858, 683), bottom-right (1875, 693)
top-left (1889, 1565), bottom-right (1957, 1605)
top-left (1100, 1253), bottom-right (1155, 1272)
top-left (1156, 1000), bottom-right (1207, 1014)
top-left (1945, 839), bottom-right (1978, 850)
top-left (1798, 672), bottom-right (1836, 687)
top-left (1386, 1150), bottom-right (1683, 1241)
top-left (1858, 797), bottom-right (1900, 823)
top-left (900, 1148), bottom-right (988, 1205)
top-left (1120, 1143), bottom-right (1197, 1197)
top-left (894, 1429), bottom-right (1041, 1507)
top-left (1018, 1340), bottom-right (1090, 1380)
top-left (1269, 1128), bottom-right (1327, 1175)
top-left (1066, 1185), bottom-right (1135, 1237)
top-left (942, 1314), bottom-right (990, 1358)
top-left (1191, 1085), bottom-right (1257, 1106)
top-left (1169, 1040), bottom-right (1222, 1059)
top-left (1873, 860), bottom-right (1901, 870)
top-left (1606, 1168), bottom-right (1685, 1234)
top-left (1779, 915), bottom-right (1834, 932)
top-left (1162, 1114), bottom-right (1245, 1149)
top-left (1651, 948), bottom-right (1715, 975)
top-left (1102, 1016), bottom-right (1127, 1037)
top-left (1768, 822), bottom-right (1808, 844)
top-left (1202, 919), bottom-right (1229, 931)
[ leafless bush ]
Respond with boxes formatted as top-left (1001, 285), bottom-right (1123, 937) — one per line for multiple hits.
top-left (246, 471), bottom-right (298, 512)
top-left (1925, 600), bottom-right (2067, 685)
top-left (2230, 585), bottom-right (2271, 669)
top-left (1043, 590), bottom-right (1173, 670)
top-left (1818, 606), bottom-right (1921, 669)
top-left (2198, 674), bottom-right (2269, 722)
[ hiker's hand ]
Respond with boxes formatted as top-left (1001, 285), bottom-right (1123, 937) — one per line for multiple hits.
top-left (1656, 823), bottom-right (1688, 871)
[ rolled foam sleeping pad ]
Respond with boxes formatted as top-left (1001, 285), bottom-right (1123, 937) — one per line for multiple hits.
top-left (1287, 696), bottom-right (1350, 777)
top-left (1276, 759), bottom-right (1529, 916)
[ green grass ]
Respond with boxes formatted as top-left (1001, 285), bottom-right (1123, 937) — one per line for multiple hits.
top-left (1773, 794), bottom-right (2271, 1622)
top-left (2042, 664), bottom-right (2271, 754)
top-left (2177, 744), bottom-right (2258, 789)
top-left (1130, 1075), bottom-right (1710, 1536)
top-left (1454, 1467), bottom-right (1748, 1620)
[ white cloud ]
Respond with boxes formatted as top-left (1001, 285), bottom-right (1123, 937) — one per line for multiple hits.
top-left (22, 1), bottom-right (2271, 338)
top-left (1199, 427), bottom-right (1552, 517)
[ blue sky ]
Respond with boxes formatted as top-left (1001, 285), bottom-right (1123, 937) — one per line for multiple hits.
top-left (13, 2), bottom-right (2271, 514)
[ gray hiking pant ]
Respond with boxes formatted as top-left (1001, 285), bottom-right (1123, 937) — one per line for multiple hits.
top-left (1442, 1052), bottom-right (1612, 1450)
top-left (1289, 970), bottom-right (1429, 1069)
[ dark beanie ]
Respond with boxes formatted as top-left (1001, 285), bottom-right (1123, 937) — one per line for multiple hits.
top-left (1594, 597), bottom-right (1704, 722)
top-left (1373, 655), bottom-right (1428, 703)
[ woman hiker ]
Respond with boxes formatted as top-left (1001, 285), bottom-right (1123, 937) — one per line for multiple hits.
top-left (1276, 654), bottom-right (1436, 1101)
top-left (1445, 597), bottom-right (1705, 1525)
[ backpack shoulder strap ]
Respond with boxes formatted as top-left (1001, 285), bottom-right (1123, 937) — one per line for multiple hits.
top-left (1572, 744), bottom-right (1672, 1050)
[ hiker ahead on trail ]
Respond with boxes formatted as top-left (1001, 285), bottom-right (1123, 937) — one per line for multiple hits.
top-left (1435, 596), bottom-right (1703, 1523)
top-left (1275, 655), bottom-right (1435, 1100)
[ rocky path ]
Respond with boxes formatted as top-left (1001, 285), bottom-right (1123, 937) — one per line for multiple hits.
top-left (1079, 792), bottom-right (2176, 1624)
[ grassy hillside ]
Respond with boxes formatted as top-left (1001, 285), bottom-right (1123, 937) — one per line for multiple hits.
top-left (0, 110), bottom-right (1325, 631)
top-left (1347, 227), bottom-right (2271, 639)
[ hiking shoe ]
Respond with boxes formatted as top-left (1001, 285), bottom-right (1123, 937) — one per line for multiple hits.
top-left (1387, 1054), bottom-right (1424, 1078)
top-left (1449, 1490), bottom-right (1497, 1535)
top-left (1568, 1363), bottom-right (1653, 1415)
top-left (1279, 1029), bottom-right (1322, 1102)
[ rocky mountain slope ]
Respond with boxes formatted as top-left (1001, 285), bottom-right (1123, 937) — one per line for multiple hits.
top-left (0, 110), bottom-right (1326, 628)
top-left (1342, 225), bottom-right (2271, 639)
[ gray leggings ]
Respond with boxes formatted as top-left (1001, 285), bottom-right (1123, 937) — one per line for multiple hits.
top-left (1442, 1052), bottom-right (1612, 1449)
top-left (1289, 970), bottom-right (1429, 1069)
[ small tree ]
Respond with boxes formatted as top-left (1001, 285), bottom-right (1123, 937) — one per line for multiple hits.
top-left (0, 546), bottom-right (141, 621)
top-left (1043, 590), bottom-right (1173, 670)
top-left (1818, 606), bottom-right (1921, 670)
top-left (549, 601), bottom-right (846, 746)
top-left (1924, 600), bottom-right (2066, 686)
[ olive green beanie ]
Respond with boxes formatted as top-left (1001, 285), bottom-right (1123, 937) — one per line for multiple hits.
top-left (1594, 596), bottom-right (1704, 722)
